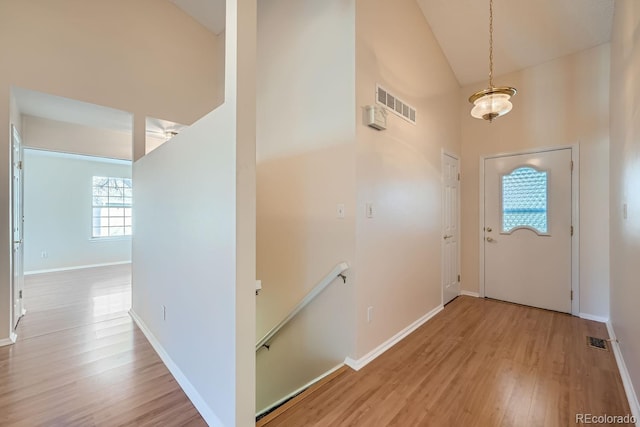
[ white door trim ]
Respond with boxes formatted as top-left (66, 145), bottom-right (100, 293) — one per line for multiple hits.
top-left (441, 149), bottom-right (461, 306)
top-left (478, 144), bottom-right (580, 315)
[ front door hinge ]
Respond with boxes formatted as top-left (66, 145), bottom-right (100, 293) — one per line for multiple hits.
top-left (457, 173), bottom-right (460, 181)
top-left (570, 225), bottom-right (574, 236)
top-left (17, 161), bottom-right (22, 170)
top-left (19, 290), bottom-right (22, 299)
top-left (571, 290), bottom-right (573, 301)
top-left (570, 160), bottom-right (574, 172)
top-left (458, 274), bottom-right (461, 282)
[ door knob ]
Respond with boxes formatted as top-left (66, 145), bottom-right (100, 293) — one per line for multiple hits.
top-left (13, 240), bottom-right (22, 244)
top-left (486, 227), bottom-right (492, 232)
top-left (443, 235), bottom-right (453, 240)
top-left (486, 237), bottom-right (495, 242)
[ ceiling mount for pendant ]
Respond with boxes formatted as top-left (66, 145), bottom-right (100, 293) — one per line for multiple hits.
top-left (469, 0), bottom-right (517, 122)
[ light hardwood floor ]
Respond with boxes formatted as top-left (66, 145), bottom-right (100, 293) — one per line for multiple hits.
top-left (0, 265), bottom-right (206, 426)
top-left (264, 296), bottom-right (632, 427)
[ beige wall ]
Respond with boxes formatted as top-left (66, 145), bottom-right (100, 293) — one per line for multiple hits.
top-left (255, 0), bottom-right (357, 412)
top-left (0, 0), bottom-right (223, 341)
top-left (610, 0), bottom-right (640, 413)
top-left (354, 0), bottom-right (461, 358)
top-left (23, 115), bottom-right (132, 160)
top-left (460, 44), bottom-right (611, 319)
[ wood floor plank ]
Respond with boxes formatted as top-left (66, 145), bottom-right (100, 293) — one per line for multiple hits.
top-left (0, 265), bottom-right (205, 426)
top-left (264, 297), bottom-right (632, 427)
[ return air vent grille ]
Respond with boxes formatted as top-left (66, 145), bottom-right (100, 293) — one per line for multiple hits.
top-left (587, 336), bottom-right (609, 351)
top-left (376, 85), bottom-right (416, 124)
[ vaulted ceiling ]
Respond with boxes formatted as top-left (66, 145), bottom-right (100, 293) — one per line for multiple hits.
top-left (171, 0), bottom-right (614, 87)
top-left (415, 0), bottom-right (613, 86)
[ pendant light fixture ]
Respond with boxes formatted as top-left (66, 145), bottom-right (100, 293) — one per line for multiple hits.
top-left (469, 0), bottom-right (516, 121)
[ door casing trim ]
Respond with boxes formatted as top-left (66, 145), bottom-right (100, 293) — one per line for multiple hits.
top-left (478, 144), bottom-right (580, 316)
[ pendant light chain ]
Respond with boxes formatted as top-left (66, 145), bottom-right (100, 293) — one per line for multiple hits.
top-left (468, 0), bottom-right (516, 121)
top-left (488, 0), bottom-right (494, 88)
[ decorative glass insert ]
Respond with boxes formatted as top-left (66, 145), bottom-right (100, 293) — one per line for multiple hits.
top-left (502, 167), bottom-right (548, 233)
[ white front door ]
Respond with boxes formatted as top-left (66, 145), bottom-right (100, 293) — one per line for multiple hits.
top-left (442, 153), bottom-right (460, 305)
top-left (11, 125), bottom-right (25, 329)
top-left (484, 149), bottom-right (572, 313)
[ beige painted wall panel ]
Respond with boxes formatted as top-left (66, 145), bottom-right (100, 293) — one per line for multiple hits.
top-left (610, 0), bottom-right (640, 410)
top-left (255, 0), bottom-right (357, 412)
top-left (354, 0), bottom-right (461, 358)
top-left (460, 44), bottom-right (610, 319)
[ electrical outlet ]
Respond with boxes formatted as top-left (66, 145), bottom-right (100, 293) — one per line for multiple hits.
top-left (337, 204), bottom-right (346, 219)
top-left (367, 306), bottom-right (374, 323)
top-left (41, 251), bottom-right (48, 259)
top-left (162, 305), bottom-right (166, 321)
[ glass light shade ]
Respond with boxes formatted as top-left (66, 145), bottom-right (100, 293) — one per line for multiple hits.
top-left (471, 93), bottom-right (513, 121)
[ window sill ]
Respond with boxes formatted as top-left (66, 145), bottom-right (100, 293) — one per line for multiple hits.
top-left (90, 236), bottom-right (132, 242)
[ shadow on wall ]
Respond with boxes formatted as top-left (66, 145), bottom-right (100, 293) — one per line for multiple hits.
top-left (256, 142), bottom-right (356, 413)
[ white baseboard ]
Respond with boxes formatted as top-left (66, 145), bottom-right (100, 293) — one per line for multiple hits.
top-left (129, 310), bottom-right (224, 427)
top-left (345, 305), bottom-right (444, 371)
top-left (0, 332), bottom-right (18, 347)
top-left (460, 290), bottom-right (480, 298)
top-left (25, 261), bottom-right (131, 276)
top-left (579, 312), bottom-right (609, 323)
top-left (606, 321), bottom-right (640, 425)
top-left (256, 362), bottom-right (345, 417)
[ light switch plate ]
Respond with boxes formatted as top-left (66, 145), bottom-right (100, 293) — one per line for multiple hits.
top-left (366, 203), bottom-right (374, 218)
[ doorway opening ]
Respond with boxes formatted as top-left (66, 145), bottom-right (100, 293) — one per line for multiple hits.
top-left (10, 87), bottom-right (134, 340)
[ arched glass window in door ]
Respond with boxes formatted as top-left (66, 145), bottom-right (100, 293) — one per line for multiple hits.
top-left (502, 167), bottom-right (548, 234)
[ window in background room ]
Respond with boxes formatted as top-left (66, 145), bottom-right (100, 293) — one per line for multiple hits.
top-left (92, 176), bottom-right (132, 238)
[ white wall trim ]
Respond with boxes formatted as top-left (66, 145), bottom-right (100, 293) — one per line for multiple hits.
top-left (478, 145), bottom-right (580, 316)
top-left (460, 290), bottom-right (480, 298)
top-left (570, 144), bottom-right (581, 316)
top-left (129, 310), bottom-right (225, 427)
top-left (345, 305), bottom-right (444, 371)
top-left (25, 261), bottom-right (131, 276)
top-left (579, 313), bottom-right (609, 323)
top-left (256, 363), bottom-right (345, 417)
top-left (606, 321), bottom-right (640, 424)
top-left (0, 332), bottom-right (18, 347)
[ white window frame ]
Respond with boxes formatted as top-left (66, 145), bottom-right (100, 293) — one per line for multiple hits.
top-left (92, 176), bottom-right (132, 239)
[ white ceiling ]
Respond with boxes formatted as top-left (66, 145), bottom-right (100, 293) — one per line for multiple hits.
top-left (13, 87), bottom-right (133, 133)
top-left (170, 0), bottom-right (225, 35)
top-left (13, 87), bottom-right (187, 140)
top-left (417, 0), bottom-right (614, 86)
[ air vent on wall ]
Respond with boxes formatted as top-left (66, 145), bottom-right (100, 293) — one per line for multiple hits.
top-left (376, 85), bottom-right (416, 124)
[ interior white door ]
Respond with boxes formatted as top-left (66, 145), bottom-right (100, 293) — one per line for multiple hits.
top-left (484, 149), bottom-right (572, 313)
top-left (442, 153), bottom-right (460, 305)
top-left (11, 125), bottom-right (25, 329)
